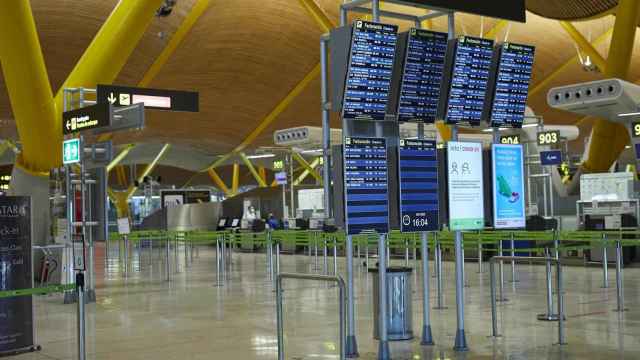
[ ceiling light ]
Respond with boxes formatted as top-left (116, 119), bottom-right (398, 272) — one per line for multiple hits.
top-left (618, 112), bottom-right (640, 117)
top-left (246, 154), bottom-right (275, 159)
top-left (521, 123), bottom-right (538, 128)
top-left (301, 148), bottom-right (323, 154)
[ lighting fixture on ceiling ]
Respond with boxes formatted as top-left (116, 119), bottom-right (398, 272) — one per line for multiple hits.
top-left (521, 123), bottom-right (539, 128)
top-left (246, 154), bottom-right (276, 159)
top-left (156, 0), bottom-right (177, 17)
top-left (617, 111), bottom-right (640, 117)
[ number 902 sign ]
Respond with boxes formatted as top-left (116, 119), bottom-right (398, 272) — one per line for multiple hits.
top-left (537, 131), bottom-right (560, 146)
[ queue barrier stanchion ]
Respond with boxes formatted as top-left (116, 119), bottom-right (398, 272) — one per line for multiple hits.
top-left (489, 256), bottom-right (566, 345)
top-left (614, 232), bottom-right (626, 313)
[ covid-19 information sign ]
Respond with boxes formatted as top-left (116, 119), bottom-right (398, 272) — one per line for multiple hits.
top-left (447, 141), bottom-right (484, 230)
top-left (492, 144), bottom-right (526, 229)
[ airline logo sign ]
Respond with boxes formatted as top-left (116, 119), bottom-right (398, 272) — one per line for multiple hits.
top-left (97, 84), bottom-right (199, 112)
top-left (540, 150), bottom-right (562, 165)
top-left (62, 103), bottom-right (112, 135)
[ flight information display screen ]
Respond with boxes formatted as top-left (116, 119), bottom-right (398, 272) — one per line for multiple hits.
top-left (397, 29), bottom-right (448, 123)
top-left (488, 43), bottom-right (535, 128)
top-left (343, 137), bottom-right (389, 235)
top-left (342, 21), bottom-right (398, 121)
top-left (443, 36), bottom-right (494, 125)
top-left (398, 139), bottom-right (439, 232)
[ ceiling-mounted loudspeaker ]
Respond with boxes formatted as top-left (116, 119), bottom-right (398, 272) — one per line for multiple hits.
top-left (156, 0), bottom-right (177, 17)
top-left (547, 78), bottom-right (640, 122)
top-left (273, 126), bottom-right (342, 147)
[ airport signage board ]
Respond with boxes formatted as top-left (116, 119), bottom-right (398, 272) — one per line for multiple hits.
top-left (343, 137), bottom-right (389, 235)
top-left (447, 141), bottom-right (484, 230)
top-left (440, 36), bottom-right (494, 126)
top-left (537, 130), bottom-right (560, 146)
top-left (62, 138), bottom-right (82, 165)
top-left (540, 150), bottom-right (562, 166)
top-left (62, 103), bottom-right (112, 135)
top-left (634, 143), bottom-right (640, 160)
top-left (342, 21), bottom-right (398, 121)
top-left (395, 29), bottom-right (448, 123)
top-left (631, 121), bottom-right (640, 138)
top-left (398, 139), bottom-right (439, 232)
top-left (97, 84), bottom-right (199, 112)
top-left (500, 134), bottom-right (520, 144)
top-left (0, 196), bottom-right (34, 353)
top-left (492, 144), bottom-right (525, 229)
top-left (398, 0), bottom-right (526, 22)
top-left (275, 171), bottom-right (287, 185)
top-left (486, 43), bottom-right (535, 128)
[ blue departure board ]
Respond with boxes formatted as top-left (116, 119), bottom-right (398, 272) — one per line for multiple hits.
top-left (488, 43), bottom-right (535, 128)
top-left (396, 29), bottom-right (448, 123)
top-left (343, 137), bottom-right (389, 235)
top-left (342, 21), bottom-right (398, 121)
top-left (442, 36), bottom-right (494, 125)
top-left (398, 139), bottom-right (439, 232)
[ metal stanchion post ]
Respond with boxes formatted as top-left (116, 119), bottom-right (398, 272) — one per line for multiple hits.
top-left (453, 231), bottom-right (468, 351)
top-left (333, 238), bottom-right (338, 276)
top-left (477, 238), bottom-right (483, 273)
top-left (434, 233), bottom-right (445, 309)
top-left (510, 232), bottom-right (518, 283)
top-left (276, 241), bottom-right (281, 275)
top-left (498, 240), bottom-right (507, 302)
top-left (614, 238), bottom-right (626, 312)
top-left (323, 240), bottom-right (328, 275)
top-left (377, 234), bottom-right (390, 359)
top-left (601, 233), bottom-right (609, 288)
top-left (174, 234), bottom-right (179, 274)
top-left (345, 234), bottom-right (358, 357)
top-left (490, 260), bottom-right (499, 337)
top-left (556, 259), bottom-right (566, 345)
top-left (421, 232), bottom-right (434, 345)
top-left (267, 233), bottom-right (273, 279)
top-left (314, 238), bottom-right (319, 272)
top-left (165, 235), bottom-right (171, 281)
top-left (76, 272), bottom-right (86, 360)
top-left (404, 239), bottom-right (410, 267)
top-left (124, 234), bottom-right (129, 276)
top-left (538, 248), bottom-right (559, 321)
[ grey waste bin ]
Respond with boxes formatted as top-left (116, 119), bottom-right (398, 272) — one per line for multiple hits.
top-left (369, 266), bottom-right (413, 341)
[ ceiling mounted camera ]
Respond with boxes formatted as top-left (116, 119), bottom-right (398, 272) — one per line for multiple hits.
top-left (156, 0), bottom-right (177, 17)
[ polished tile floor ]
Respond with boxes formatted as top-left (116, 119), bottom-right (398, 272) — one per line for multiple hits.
top-left (16, 242), bottom-right (640, 359)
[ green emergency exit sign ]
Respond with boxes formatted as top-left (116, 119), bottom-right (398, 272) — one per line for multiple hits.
top-left (63, 138), bottom-right (81, 165)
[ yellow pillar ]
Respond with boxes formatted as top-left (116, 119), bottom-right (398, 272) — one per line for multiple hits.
top-left (208, 169), bottom-right (231, 196)
top-left (108, 188), bottom-right (131, 218)
top-left (0, 0), bottom-right (58, 173)
top-left (583, 0), bottom-right (640, 173)
top-left (258, 166), bottom-right (267, 184)
top-left (232, 164), bottom-right (240, 195)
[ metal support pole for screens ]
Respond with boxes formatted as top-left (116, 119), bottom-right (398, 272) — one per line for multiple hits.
top-left (377, 233), bottom-right (391, 359)
top-left (421, 232), bottom-right (434, 345)
top-left (345, 235), bottom-right (358, 357)
top-left (276, 273), bottom-right (346, 360)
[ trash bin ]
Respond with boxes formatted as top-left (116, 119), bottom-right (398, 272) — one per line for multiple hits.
top-left (369, 266), bottom-right (413, 341)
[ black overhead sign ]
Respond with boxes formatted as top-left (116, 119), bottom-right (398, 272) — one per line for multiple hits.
top-left (62, 103), bottom-right (112, 135)
top-left (397, 0), bottom-right (526, 22)
top-left (97, 84), bottom-right (199, 112)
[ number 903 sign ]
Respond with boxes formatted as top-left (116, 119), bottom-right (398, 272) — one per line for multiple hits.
top-left (537, 131), bottom-right (560, 146)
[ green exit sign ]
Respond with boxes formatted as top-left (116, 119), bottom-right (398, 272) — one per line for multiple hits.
top-left (63, 138), bottom-right (82, 165)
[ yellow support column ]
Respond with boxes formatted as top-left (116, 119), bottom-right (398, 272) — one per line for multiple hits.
top-left (126, 144), bottom-right (171, 198)
top-left (232, 164), bottom-right (240, 195)
top-left (291, 152), bottom-right (322, 184)
top-left (293, 157), bottom-right (321, 186)
top-left (0, 0), bottom-right (58, 173)
top-left (108, 188), bottom-right (131, 218)
top-left (208, 169), bottom-right (231, 196)
top-left (258, 166), bottom-right (267, 184)
top-left (559, 21), bottom-right (607, 72)
top-left (239, 153), bottom-right (268, 187)
top-left (583, 1), bottom-right (640, 173)
top-left (55, 0), bottom-right (164, 108)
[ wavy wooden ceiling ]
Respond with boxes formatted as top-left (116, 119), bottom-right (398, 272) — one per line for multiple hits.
top-left (0, 0), bottom-right (637, 163)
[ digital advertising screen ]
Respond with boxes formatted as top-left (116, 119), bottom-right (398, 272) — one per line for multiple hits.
top-left (343, 137), bottom-right (389, 235)
top-left (492, 144), bottom-right (525, 229)
top-left (441, 36), bottom-right (494, 126)
top-left (447, 141), bottom-right (484, 230)
top-left (398, 139), bottom-right (439, 232)
top-left (487, 43), bottom-right (535, 128)
top-left (342, 21), bottom-right (398, 121)
top-left (396, 29), bottom-right (448, 123)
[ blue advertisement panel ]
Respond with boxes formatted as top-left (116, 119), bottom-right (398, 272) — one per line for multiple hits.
top-left (343, 137), bottom-right (389, 235)
top-left (540, 150), bottom-right (562, 166)
top-left (492, 144), bottom-right (525, 229)
top-left (398, 139), bottom-right (439, 232)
